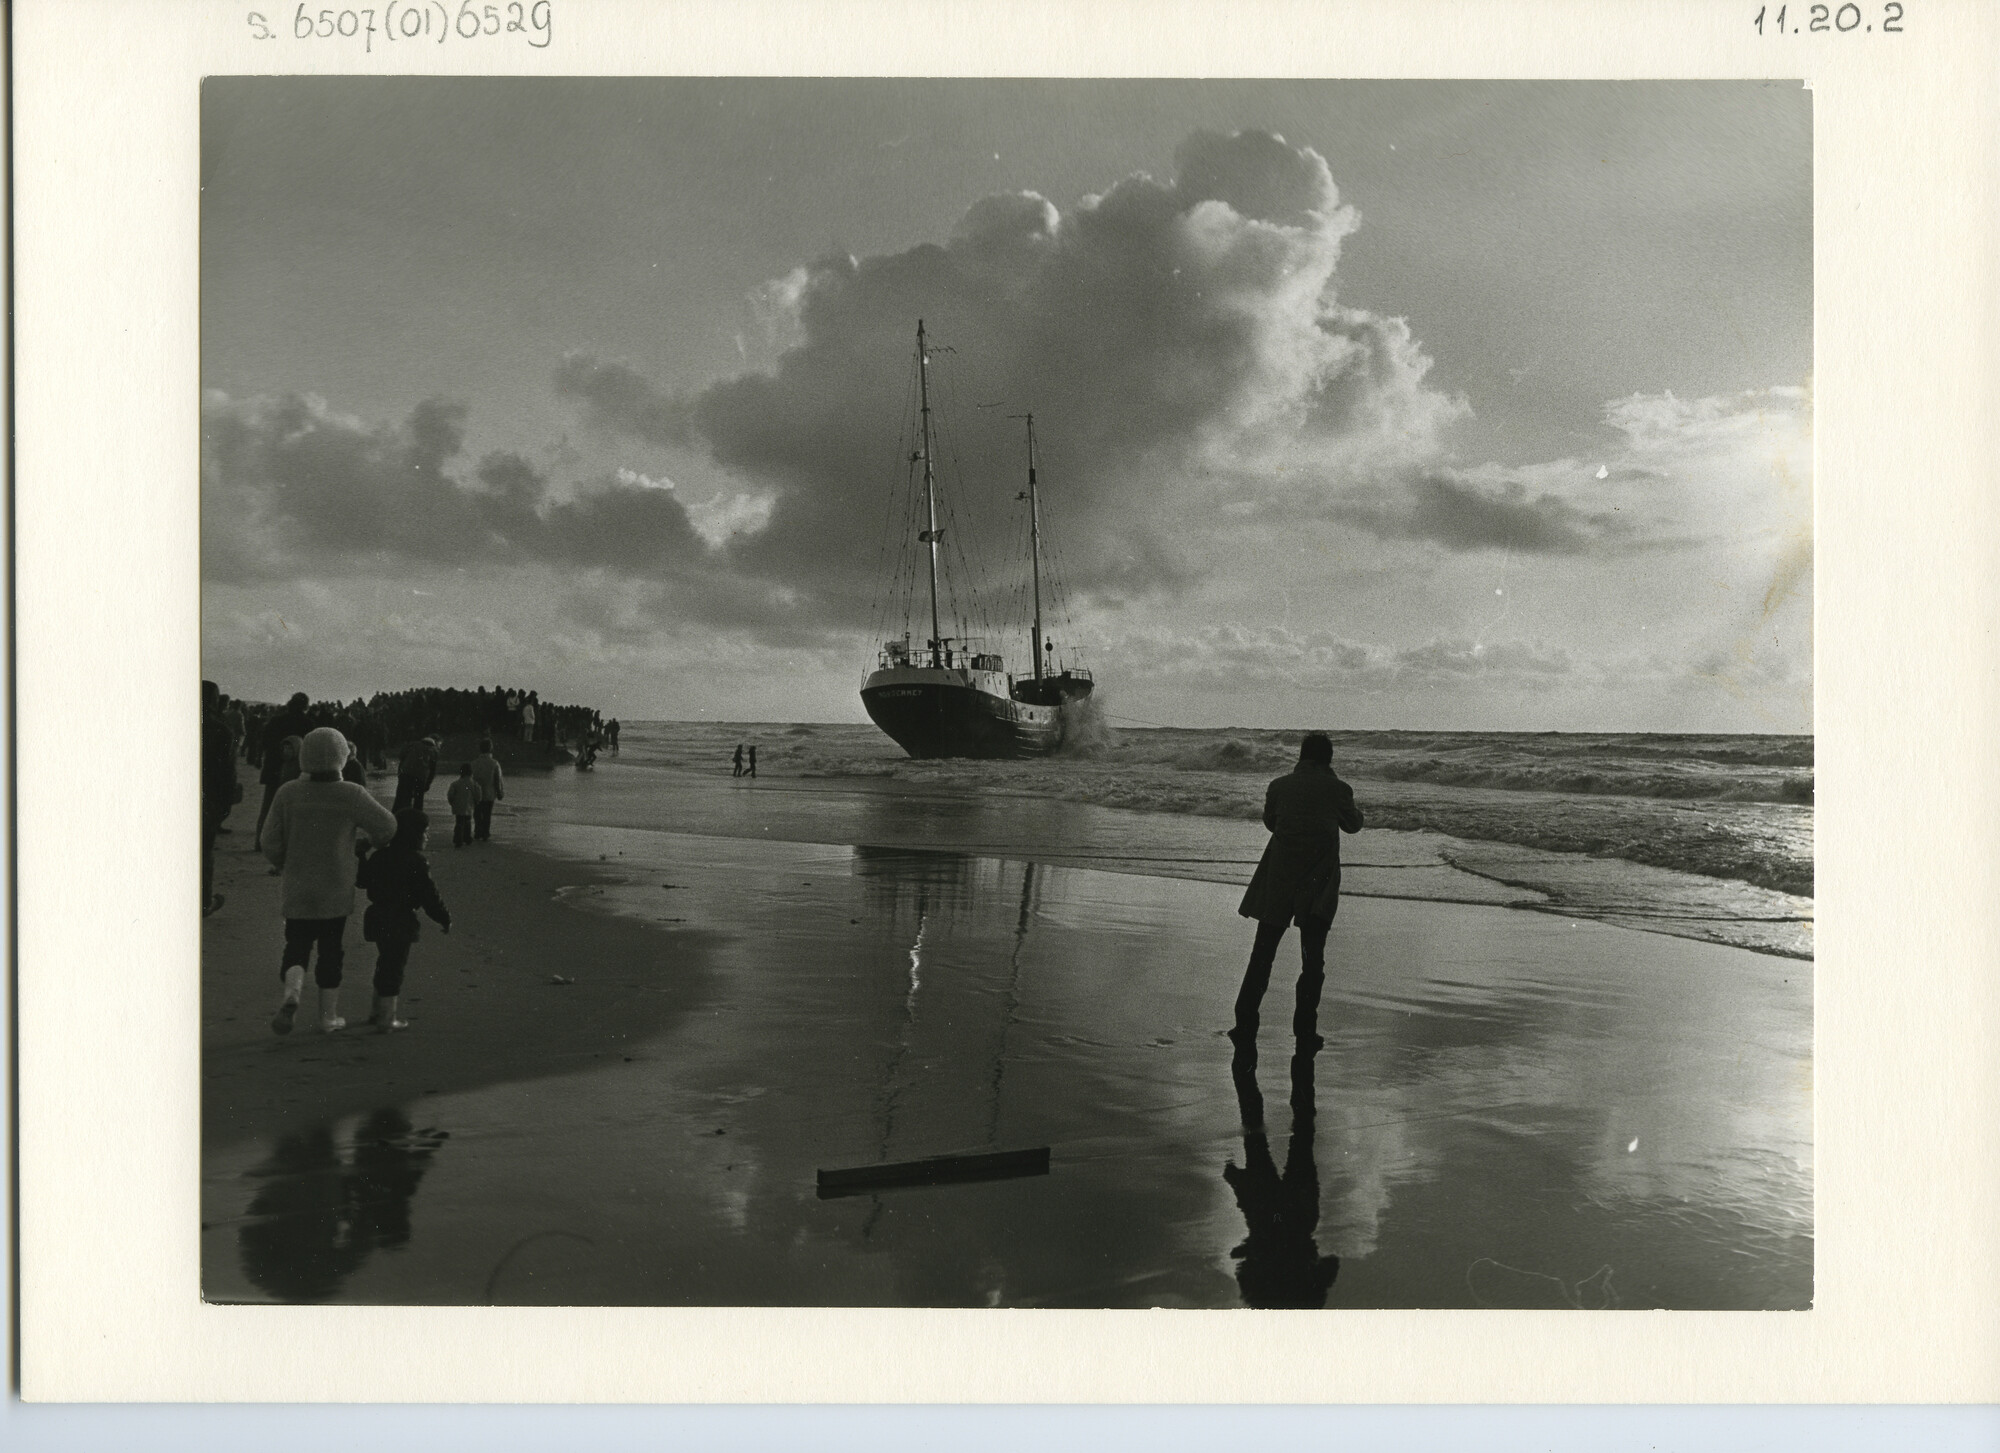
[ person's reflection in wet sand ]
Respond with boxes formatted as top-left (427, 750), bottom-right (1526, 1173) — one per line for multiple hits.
top-left (1224, 1046), bottom-right (1340, 1308)
top-left (237, 1108), bottom-right (449, 1302)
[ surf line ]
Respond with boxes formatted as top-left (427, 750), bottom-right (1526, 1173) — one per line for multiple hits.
top-left (854, 843), bottom-right (1437, 869)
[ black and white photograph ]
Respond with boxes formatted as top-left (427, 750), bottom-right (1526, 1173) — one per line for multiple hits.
top-left (194, 77), bottom-right (1814, 1311)
top-left (18, 0), bottom-right (2000, 1418)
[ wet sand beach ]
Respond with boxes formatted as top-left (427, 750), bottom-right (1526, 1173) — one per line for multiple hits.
top-left (201, 834), bottom-right (726, 1148)
top-left (201, 757), bottom-right (1812, 1309)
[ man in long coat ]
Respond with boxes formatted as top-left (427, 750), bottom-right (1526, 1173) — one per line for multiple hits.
top-left (1233, 732), bottom-right (1364, 1050)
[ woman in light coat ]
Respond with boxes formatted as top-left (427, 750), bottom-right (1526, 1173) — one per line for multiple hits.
top-left (262, 727), bottom-right (399, 1034)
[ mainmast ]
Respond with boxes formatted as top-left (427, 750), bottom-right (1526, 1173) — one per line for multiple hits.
top-left (917, 320), bottom-right (943, 668)
top-left (1017, 413), bottom-right (1046, 680)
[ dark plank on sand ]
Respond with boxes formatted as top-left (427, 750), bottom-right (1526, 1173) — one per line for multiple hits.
top-left (816, 1146), bottom-right (1051, 1198)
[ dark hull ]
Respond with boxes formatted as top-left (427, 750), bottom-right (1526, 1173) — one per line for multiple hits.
top-left (862, 678), bottom-right (1070, 760)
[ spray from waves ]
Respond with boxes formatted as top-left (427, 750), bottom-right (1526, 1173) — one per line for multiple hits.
top-left (1055, 693), bottom-right (1120, 757)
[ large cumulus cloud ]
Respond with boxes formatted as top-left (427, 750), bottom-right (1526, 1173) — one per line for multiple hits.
top-left (556, 130), bottom-right (1470, 626)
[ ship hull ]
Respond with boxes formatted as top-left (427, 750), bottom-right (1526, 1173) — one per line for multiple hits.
top-left (862, 666), bottom-right (1082, 759)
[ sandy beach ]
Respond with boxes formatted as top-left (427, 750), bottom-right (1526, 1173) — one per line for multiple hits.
top-left (201, 826), bottom-right (723, 1149)
top-left (201, 748), bottom-right (1811, 1309)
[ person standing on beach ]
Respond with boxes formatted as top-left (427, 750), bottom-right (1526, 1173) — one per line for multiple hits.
top-left (347, 700), bottom-right (378, 771)
top-left (252, 692), bottom-right (315, 850)
top-left (470, 739), bottom-right (504, 842)
top-left (521, 693), bottom-right (537, 744)
top-left (202, 680), bottom-right (238, 917)
top-left (747, 744), bottom-right (757, 779)
top-left (607, 718), bottom-right (620, 754)
top-left (1232, 732), bottom-right (1364, 1051)
top-left (393, 735), bottom-right (439, 814)
top-left (732, 744), bottom-right (744, 777)
top-left (445, 763), bottom-right (476, 848)
top-left (265, 736), bottom-right (305, 862)
top-left (262, 727), bottom-right (398, 1035)
top-left (222, 694), bottom-right (246, 764)
top-left (356, 809), bottom-right (452, 1033)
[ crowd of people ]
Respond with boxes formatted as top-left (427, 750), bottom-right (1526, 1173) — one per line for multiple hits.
top-left (202, 679), bottom-right (615, 1040)
top-left (225, 686), bottom-right (619, 776)
top-left (362, 685), bottom-right (616, 755)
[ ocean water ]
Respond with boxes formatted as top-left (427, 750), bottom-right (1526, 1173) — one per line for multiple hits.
top-left (612, 717), bottom-right (1814, 959)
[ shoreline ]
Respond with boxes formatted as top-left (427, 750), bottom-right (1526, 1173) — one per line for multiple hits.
top-left (201, 751), bottom-right (1809, 1159)
top-left (509, 754), bottom-right (1815, 961)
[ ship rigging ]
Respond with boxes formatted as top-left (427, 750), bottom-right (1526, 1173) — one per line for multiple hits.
top-left (860, 320), bottom-right (1095, 759)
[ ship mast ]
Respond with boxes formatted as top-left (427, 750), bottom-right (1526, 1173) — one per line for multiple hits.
top-left (917, 320), bottom-right (943, 668)
top-left (1019, 413), bottom-right (1045, 680)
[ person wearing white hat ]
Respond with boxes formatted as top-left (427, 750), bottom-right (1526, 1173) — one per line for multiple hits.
top-left (261, 726), bottom-right (398, 1034)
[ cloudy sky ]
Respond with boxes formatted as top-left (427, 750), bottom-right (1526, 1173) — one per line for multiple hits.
top-left (202, 79), bottom-right (1811, 731)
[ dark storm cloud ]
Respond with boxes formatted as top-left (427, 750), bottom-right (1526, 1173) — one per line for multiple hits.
top-left (1329, 469), bottom-right (1630, 555)
top-left (556, 130), bottom-right (1466, 625)
top-left (552, 354), bottom-right (696, 448)
top-left (201, 390), bottom-right (707, 581)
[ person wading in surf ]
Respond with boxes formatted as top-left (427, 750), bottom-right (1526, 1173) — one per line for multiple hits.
top-left (1231, 732), bottom-right (1364, 1052)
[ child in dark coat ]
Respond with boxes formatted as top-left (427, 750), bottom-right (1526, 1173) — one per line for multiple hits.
top-left (355, 809), bottom-right (452, 1032)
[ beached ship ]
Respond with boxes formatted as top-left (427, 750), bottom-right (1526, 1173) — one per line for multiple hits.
top-left (861, 321), bottom-right (1094, 759)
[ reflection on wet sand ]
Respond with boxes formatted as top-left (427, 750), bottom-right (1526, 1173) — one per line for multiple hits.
top-left (856, 850), bottom-right (1044, 1240)
top-left (233, 1109), bottom-right (448, 1303)
top-left (1226, 1048), bottom-right (1340, 1308)
top-left (849, 841), bottom-right (1031, 911)
top-left (204, 822), bottom-right (1810, 1308)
